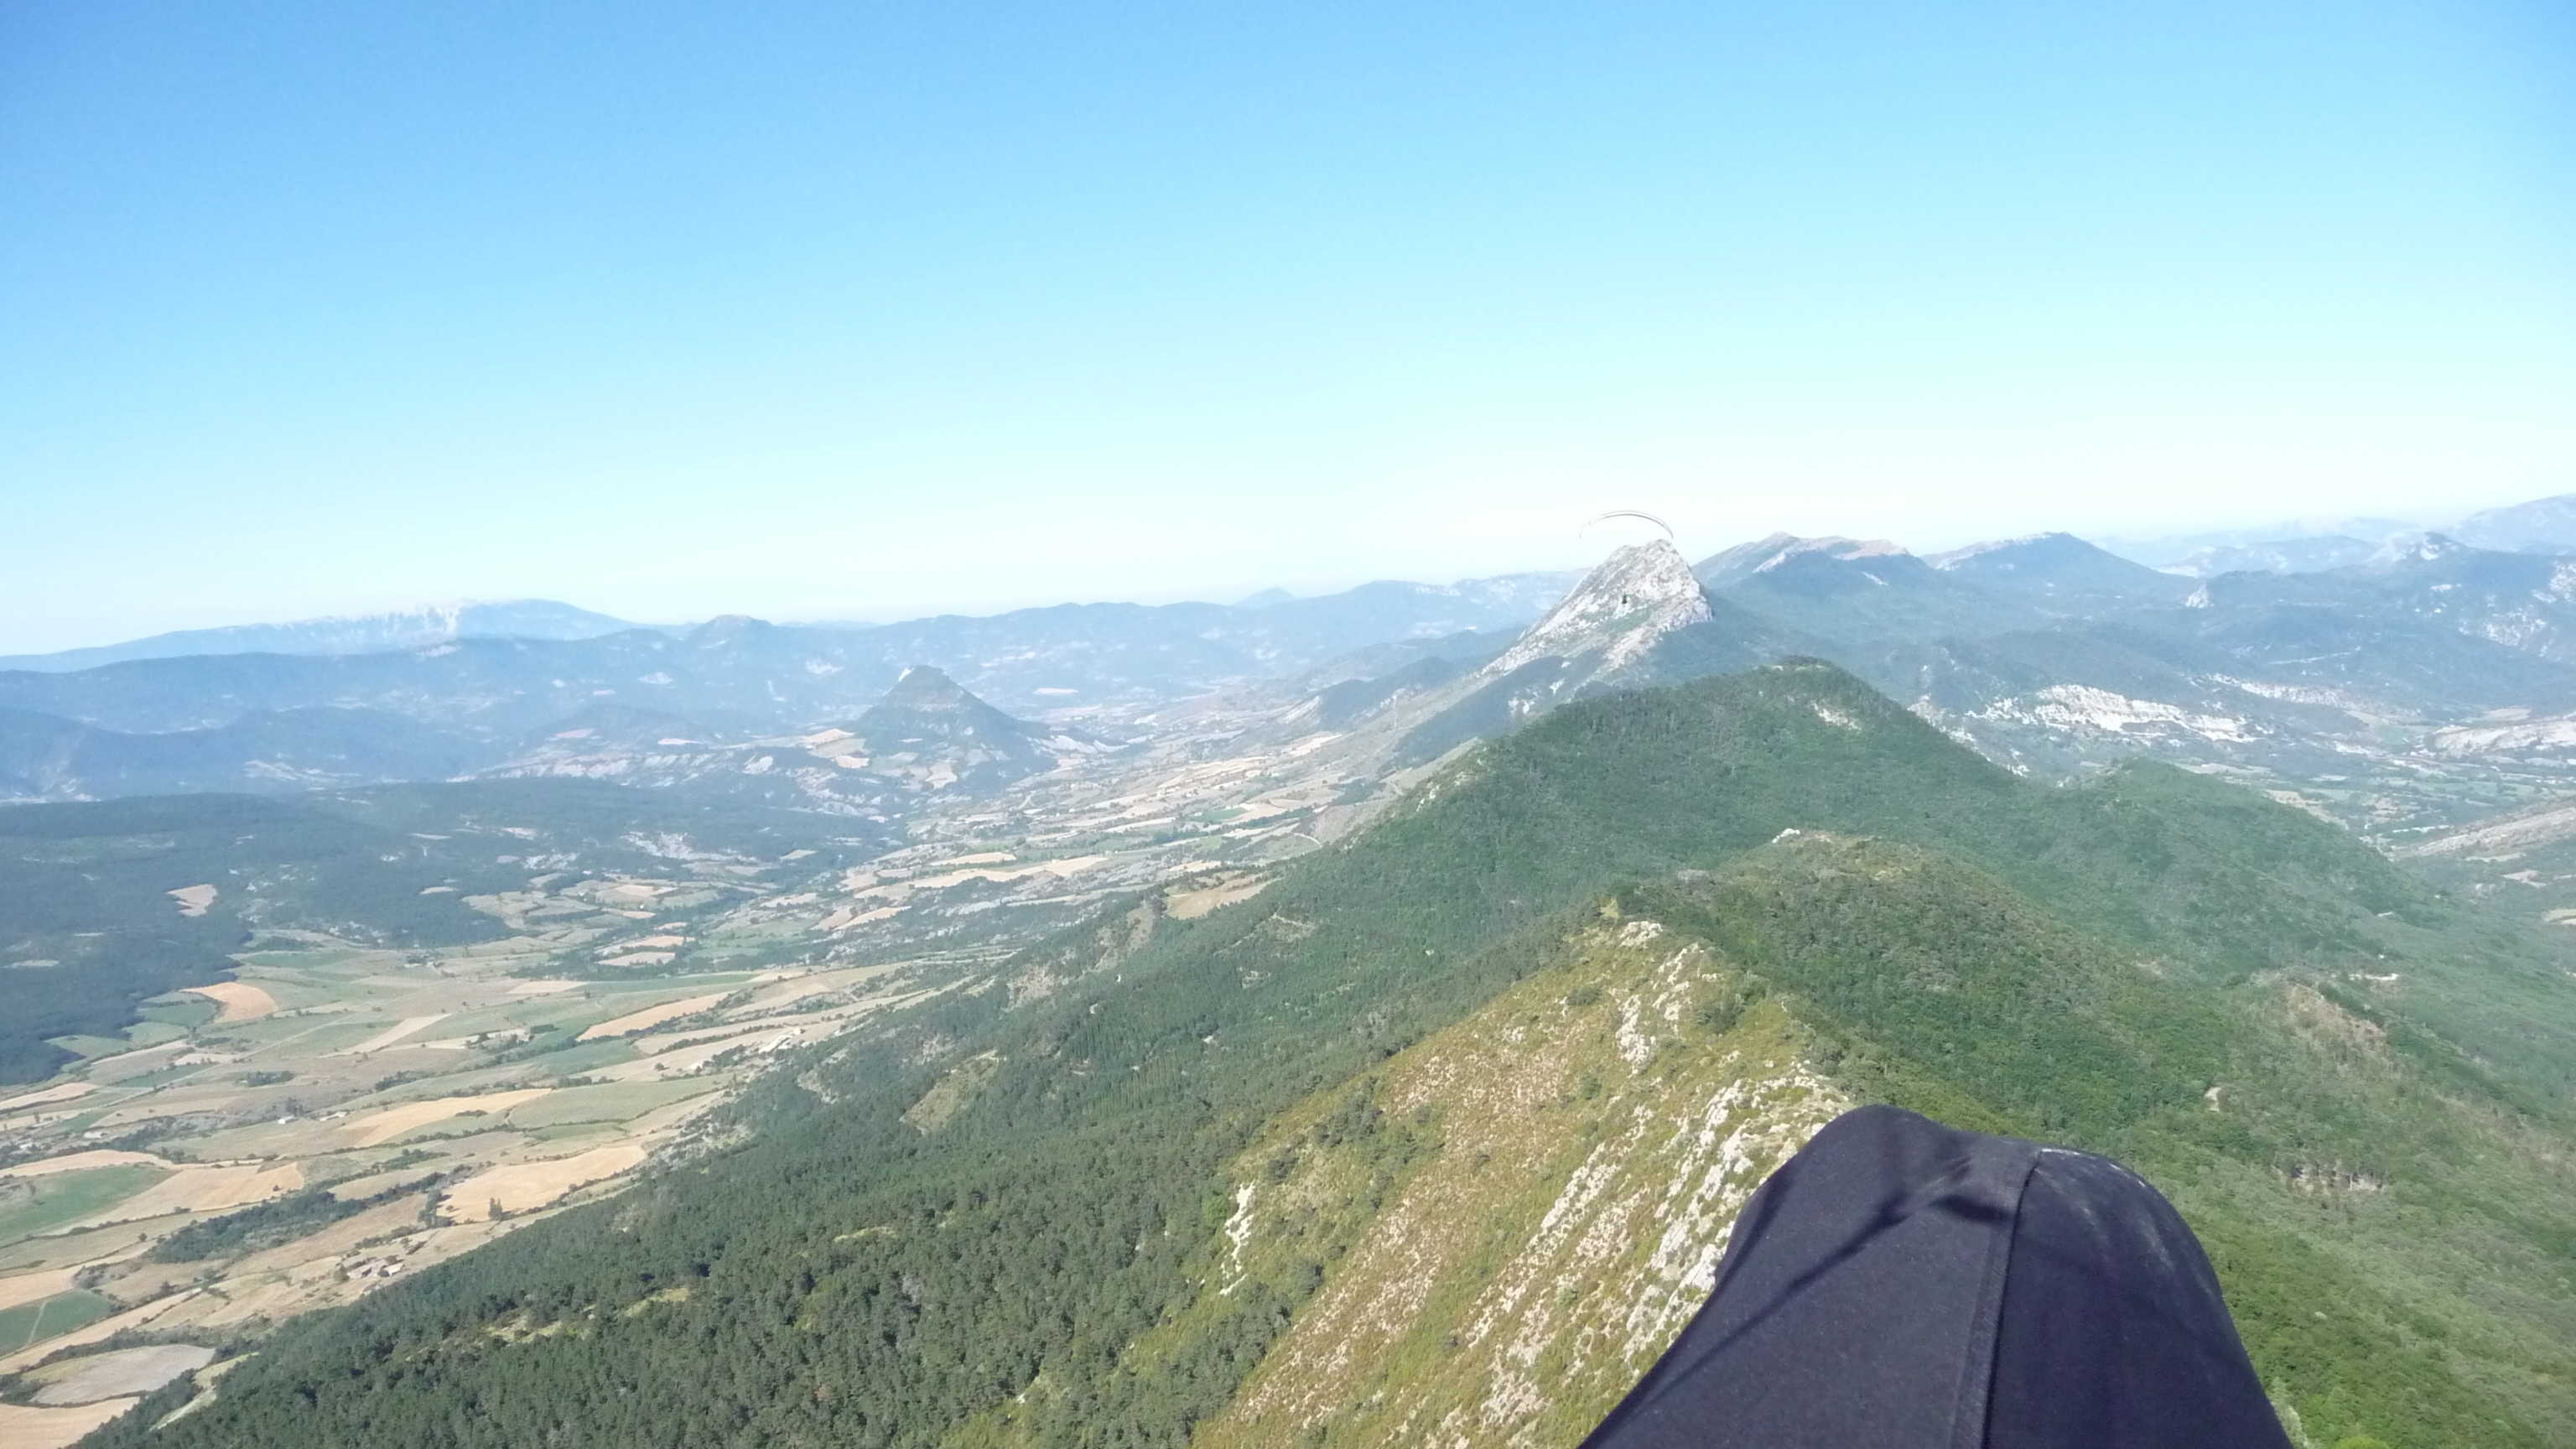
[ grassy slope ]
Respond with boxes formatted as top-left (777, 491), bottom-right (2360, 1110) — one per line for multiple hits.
top-left (86, 663), bottom-right (2576, 1449)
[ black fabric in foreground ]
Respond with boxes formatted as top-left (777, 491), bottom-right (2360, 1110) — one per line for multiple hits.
top-left (1579, 1105), bottom-right (2291, 1449)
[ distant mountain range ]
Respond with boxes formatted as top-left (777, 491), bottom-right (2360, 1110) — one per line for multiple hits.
top-left (10, 492), bottom-right (2575, 684)
top-left (13, 492), bottom-right (2576, 818)
top-left (2450, 493), bottom-right (2576, 554)
top-left (0, 569), bottom-right (1583, 746)
top-left (1245, 522), bottom-right (2576, 825)
top-left (0, 574), bottom-right (1580, 678)
top-left (2097, 491), bottom-right (2576, 576)
top-left (0, 600), bottom-right (640, 673)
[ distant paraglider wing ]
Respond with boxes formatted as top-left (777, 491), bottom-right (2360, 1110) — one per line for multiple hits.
top-left (1581, 510), bottom-right (1676, 543)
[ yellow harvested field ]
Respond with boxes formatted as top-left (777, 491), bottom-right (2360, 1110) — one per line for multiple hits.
top-left (0, 1082), bottom-right (95, 1115)
top-left (345, 1088), bottom-right (553, 1147)
top-left (578, 993), bottom-right (728, 1041)
top-left (0, 1150), bottom-right (171, 1180)
top-left (724, 964), bottom-right (900, 1016)
top-left (28, 1344), bottom-right (216, 1406)
top-left (232, 1196), bottom-right (428, 1278)
top-left (183, 981), bottom-right (278, 1022)
top-left (440, 1145), bottom-right (648, 1222)
top-left (599, 1037), bottom-right (762, 1081)
top-left (186, 1274), bottom-right (316, 1329)
top-left (332, 1015), bottom-right (449, 1056)
top-left (619, 1023), bottom-right (761, 1065)
top-left (858, 855), bottom-right (1106, 901)
top-left (1166, 873), bottom-right (1272, 920)
top-left (72, 1162), bottom-right (304, 1228)
top-left (506, 979), bottom-right (584, 996)
top-left (0, 1265), bottom-right (83, 1312)
top-left (0, 1397), bottom-right (142, 1449)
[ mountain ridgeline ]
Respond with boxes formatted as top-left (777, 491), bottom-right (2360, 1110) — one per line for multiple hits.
top-left (0, 600), bottom-right (640, 674)
top-left (0, 570), bottom-right (1585, 751)
top-left (97, 662), bottom-right (2576, 1449)
top-left (21, 518), bottom-right (2576, 859)
top-left (1389, 540), bottom-right (1795, 763)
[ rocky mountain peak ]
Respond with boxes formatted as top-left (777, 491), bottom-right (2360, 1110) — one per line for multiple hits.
top-left (688, 614), bottom-right (774, 647)
top-left (1485, 540), bottom-right (1713, 676)
top-left (844, 664), bottom-right (1070, 791)
top-left (2382, 532), bottom-right (2469, 565)
top-left (854, 664), bottom-right (1028, 739)
top-left (2449, 494), bottom-right (2576, 554)
top-left (1926, 532), bottom-right (2077, 569)
top-left (878, 663), bottom-right (973, 707)
top-left (1923, 532), bottom-right (2194, 605)
top-left (1693, 533), bottom-right (1916, 588)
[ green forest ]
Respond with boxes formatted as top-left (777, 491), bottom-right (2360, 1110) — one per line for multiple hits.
top-left (75, 663), bottom-right (2576, 1448)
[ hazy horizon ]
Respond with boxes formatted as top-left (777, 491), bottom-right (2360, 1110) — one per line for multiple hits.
top-left (0, 496), bottom-right (2509, 657)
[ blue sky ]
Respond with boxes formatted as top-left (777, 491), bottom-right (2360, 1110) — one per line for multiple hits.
top-left (3, 1), bottom-right (2569, 650)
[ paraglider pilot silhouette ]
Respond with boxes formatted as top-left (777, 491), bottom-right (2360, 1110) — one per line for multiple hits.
top-left (1583, 510), bottom-right (1676, 617)
top-left (1579, 1106), bottom-right (2293, 1449)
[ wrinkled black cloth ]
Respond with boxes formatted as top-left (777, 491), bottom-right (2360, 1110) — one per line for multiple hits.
top-left (1580, 1105), bottom-right (2290, 1449)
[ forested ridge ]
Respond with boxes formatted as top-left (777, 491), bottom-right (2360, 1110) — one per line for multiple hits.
top-left (82, 662), bottom-right (2576, 1448)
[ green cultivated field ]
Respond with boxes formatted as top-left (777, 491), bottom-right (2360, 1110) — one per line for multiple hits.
top-left (136, 995), bottom-right (221, 1031)
top-left (0, 1164), bottom-right (170, 1244)
top-left (505, 1079), bottom-right (714, 1130)
top-left (0, 1288), bottom-right (117, 1353)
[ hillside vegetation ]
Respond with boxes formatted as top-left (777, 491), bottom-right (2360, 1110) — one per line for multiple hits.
top-left (83, 663), bottom-right (2576, 1449)
top-left (0, 781), bottom-right (885, 1083)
